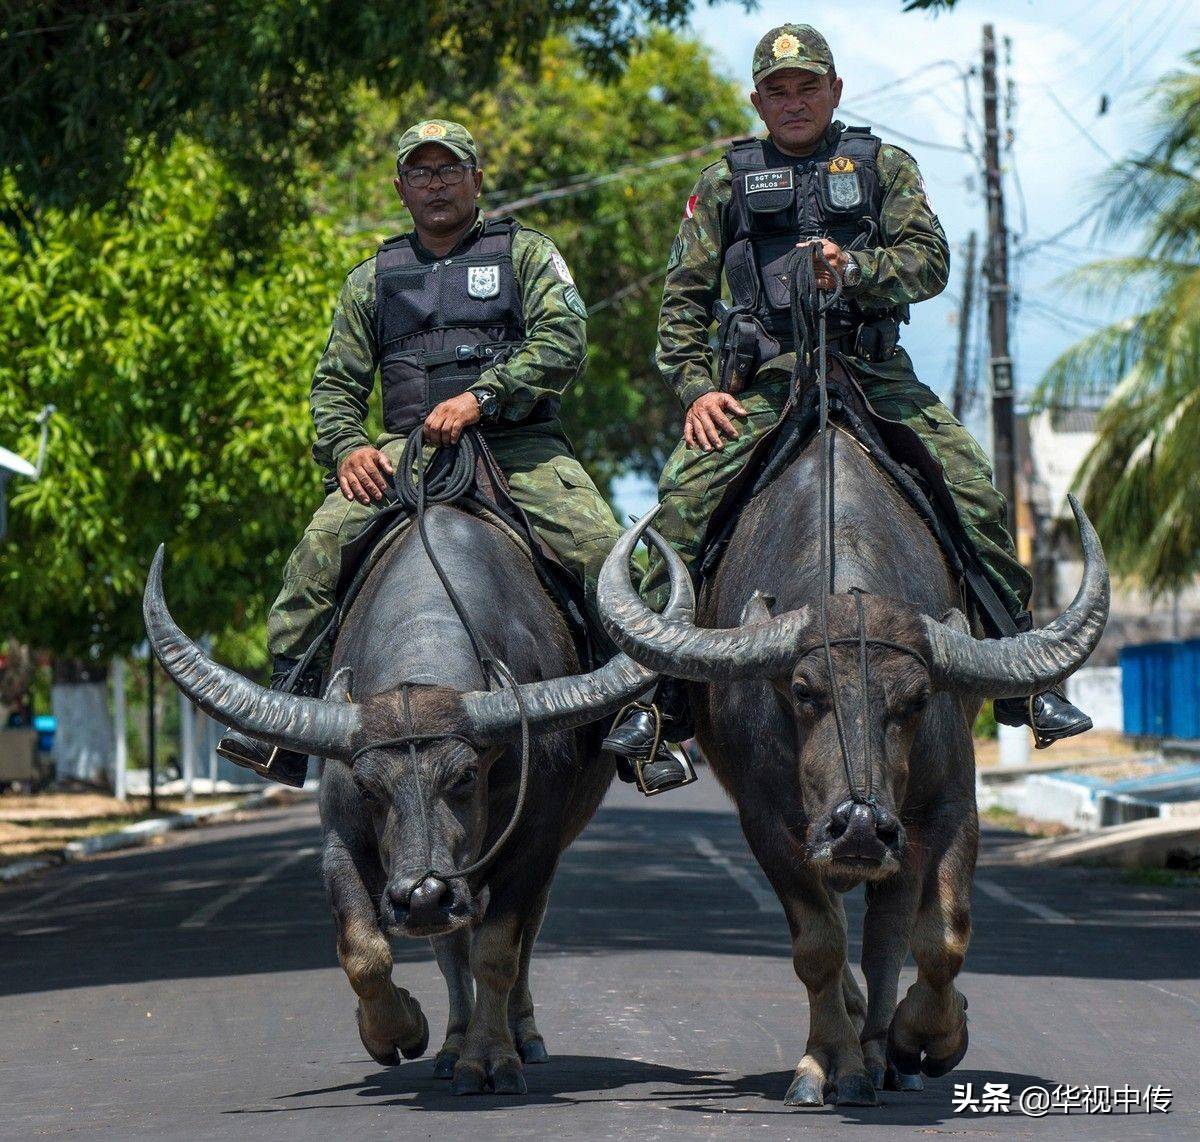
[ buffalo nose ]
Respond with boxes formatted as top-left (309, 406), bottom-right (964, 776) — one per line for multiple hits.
top-left (828, 799), bottom-right (903, 853)
top-left (404, 876), bottom-right (453, 924)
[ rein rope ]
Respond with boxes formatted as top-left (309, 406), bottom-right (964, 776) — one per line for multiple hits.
top-left (786, 244), bottom-right (927, 807)
top-left (349, 425), bottom-right (532, 884)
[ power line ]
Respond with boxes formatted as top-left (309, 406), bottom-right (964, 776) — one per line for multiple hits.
top-left (1039, 85), bottom-right (1116, 164)
top-left (840, 108), bottom-right (974, 155)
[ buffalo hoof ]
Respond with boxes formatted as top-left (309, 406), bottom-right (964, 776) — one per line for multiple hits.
top-left (490, 1059), bottom-right (528, 1095)
top-left (886, 1016), bottom-right (968, 1079)
top-left (922, 1023), bottom-right (969, 1078)
top-left (888, 1066), bottom-right (924, 1092)
top-left (835, 1073), bottom-right (878, 1107)
top-left (433, 1049), bottom-right (459, 1079)
top-left (518, 1037), bottom-right (549, 1065)
top-left (356, 1005), bottom-right (417, 1068)
top-left (401, 1010), bottom-right (430, 1060)
top-left (451, 1062), bottom-right (488, 1096)
top-left (782, 1071), bottom-right (825, 1107)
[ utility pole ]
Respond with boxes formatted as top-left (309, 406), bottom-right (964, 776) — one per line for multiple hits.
top-left (982, 24), bottom-right (1016, 532)
top-left (952, 230), bottom-right (978, 422)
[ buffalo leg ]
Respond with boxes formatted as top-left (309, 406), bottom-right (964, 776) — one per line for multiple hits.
top-left (431, 929), bottom-right (474, 1078)
top-left (324, 830), bottom-right (429, 1066)
top-left (860, 867), bottom-right (921, 1091)
top-left (452, 908), bottom-right (526, 1095)
top-left (508, 887), bottom-right (550, 1064)
top-left (739, 812), bottom-right (874, 1108)
top-left (887, 807), bottom-right (977, 1079)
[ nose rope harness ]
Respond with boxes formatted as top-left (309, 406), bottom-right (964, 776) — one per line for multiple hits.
top-left (788, 244), bottom-right (929, 808)
top-left (348, 427), bottom-right (532, 884)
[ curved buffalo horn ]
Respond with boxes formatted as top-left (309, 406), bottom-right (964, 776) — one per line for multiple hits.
top-left (143, 547), bottom-right (361, 759)
top-left (597, 510), bottom-right (815, 681)
top-left (921, 494), bottom-right (1109, 698)
top-left (460, 519), bottom-right (696, 741)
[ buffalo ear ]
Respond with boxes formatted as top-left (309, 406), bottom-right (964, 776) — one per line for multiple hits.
top-left (740, 591), bottom-right (777, 626)
top-left (325, 667), bottom-right (354, 703)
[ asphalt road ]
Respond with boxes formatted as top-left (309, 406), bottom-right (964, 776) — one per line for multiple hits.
top-left (1, 776), bottom-right (1196, 1140)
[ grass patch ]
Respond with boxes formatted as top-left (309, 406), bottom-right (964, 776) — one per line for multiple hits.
top-left (1121, 867), bottom-right (1200, 889)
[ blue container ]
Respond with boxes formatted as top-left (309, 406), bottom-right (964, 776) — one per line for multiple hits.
top-left (1121, 640), bottom-right (1200, 739)
top-left (33, 714), bottom-right (56, 753)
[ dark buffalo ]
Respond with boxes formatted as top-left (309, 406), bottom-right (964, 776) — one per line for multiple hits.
top-left (144, 504), bottom-right (691, 1095)
top-left (598, 431), bottom-right (1108, 1106)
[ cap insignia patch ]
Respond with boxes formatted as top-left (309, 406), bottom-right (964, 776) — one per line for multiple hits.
top-left (419, 122), bottom-right (447, 139)
top-left (772, 33), bottom-right (800, 60)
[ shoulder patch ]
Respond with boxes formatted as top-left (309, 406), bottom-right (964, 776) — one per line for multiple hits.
top-left (563, 285), bottom-right (588, 320)
top-left (549, 250), bottom-right (575, 284)
top-left (666, 233), bottom-right (684, 271)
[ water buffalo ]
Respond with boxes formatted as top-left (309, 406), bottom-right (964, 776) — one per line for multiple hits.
top-left (143, 504), bottom-right (691, 1095)
top-left (598, 429), bottom-right (1108, 1107)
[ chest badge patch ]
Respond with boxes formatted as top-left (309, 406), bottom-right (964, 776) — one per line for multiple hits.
top-left (744, 168), bottom-right (794, 195)
top-left (826, 156), bottom-right (862, 210)
top-left (467, 265), bottom-right (501, 299)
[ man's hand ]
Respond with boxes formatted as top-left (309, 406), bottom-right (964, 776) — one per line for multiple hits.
top-left (799, 237), bottom-right (851, 291)
top-left (685, 391), bottom-right (748, 452)
top-left (423, 392), bottom-right (481, 447)
top-left (337, 446), bottom-right (394, 504)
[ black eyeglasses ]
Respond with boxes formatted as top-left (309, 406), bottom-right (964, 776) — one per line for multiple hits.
top-left (400, 161), bottom-right (474, 188)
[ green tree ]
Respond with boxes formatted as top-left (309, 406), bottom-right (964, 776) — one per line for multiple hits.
top-left (2, 0), bottom-right (744, 224)
top-left (1035, 50), bottom-right (1200, 595)
top-left (0, 143), bottom-right (359, 664)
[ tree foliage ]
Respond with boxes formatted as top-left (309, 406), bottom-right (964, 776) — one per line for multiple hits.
top-left (1035, 49), bottom-right (1200, 595)
top-left (2, 0), bottom-right (739, 226)
top-left (0, 30), bottom-right (745, 664)
top-left (0, 143), bottom-right (359, 663)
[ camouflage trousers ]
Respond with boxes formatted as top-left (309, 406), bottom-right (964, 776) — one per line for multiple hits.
top-left (267, 423), bottom-right (623, 660)
top-left (640, 349), bottom-right (1033, 620)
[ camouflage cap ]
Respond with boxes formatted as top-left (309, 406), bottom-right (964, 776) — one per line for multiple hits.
top-left (752, 24), bottom-right (835, 84)
top-left (396, 119), bottom-right (477, 166)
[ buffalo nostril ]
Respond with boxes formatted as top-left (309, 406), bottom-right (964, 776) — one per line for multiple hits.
top-left (871, 806), bottom-right (902, 848)
top-left (829, 800), bottom-right (853, 840)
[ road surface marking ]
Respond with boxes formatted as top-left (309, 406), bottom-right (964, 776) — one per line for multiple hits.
top-left (1140, 981), bottom-right (1200, 1009)
top-left (974, 876), bottom-right (1074, 924)
top-left (2, 873), bottom-right (108, 922)
top-left (691, 834), bottom-right (778, 914)
top-left (180, 846), bottom-right (318, 929)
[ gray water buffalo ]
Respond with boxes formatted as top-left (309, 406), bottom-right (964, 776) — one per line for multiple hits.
top-left (599, 430), bottom-right (1108, 1107)
top-left (144, 504), bottom-right (691, 1095)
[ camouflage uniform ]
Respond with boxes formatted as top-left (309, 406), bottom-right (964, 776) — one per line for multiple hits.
top-left (267, 213), bottom-right (621, 660)
top-left (640, 122), bottom-right (1032, 619)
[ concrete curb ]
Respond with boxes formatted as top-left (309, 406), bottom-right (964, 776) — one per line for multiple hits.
top-left (0, 857), bottom-right (58, 883)
top-left (1010, 817), bottom-right (1200, 868)
top-left (59, 786), bottom-right (309, 863)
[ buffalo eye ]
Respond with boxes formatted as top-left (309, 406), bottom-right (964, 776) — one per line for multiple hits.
top-left (451, 766), bottom-right (479, 797)
top-left (353, 772), bottom-right (381, 804)
top-left (890, 689), bottom-right (930, 723)
top-left (791, 682), bottom-right (825, 718)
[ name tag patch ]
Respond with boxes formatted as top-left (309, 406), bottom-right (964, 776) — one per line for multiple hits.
top-left (744, 168), bottom-right (794, 194)
top-left (467, 265), bottom-right (500, 299)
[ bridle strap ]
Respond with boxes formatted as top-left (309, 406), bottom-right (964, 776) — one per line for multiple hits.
top-left (347, 427), bottom-right (533, 885)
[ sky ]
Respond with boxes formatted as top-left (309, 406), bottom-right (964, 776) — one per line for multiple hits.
top-left (616, 0), bottom-right (1197, 516)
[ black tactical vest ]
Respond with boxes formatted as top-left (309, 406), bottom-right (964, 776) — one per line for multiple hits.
top-left (722, 125), bottom-right (896, 345)
top-left (374, 217), bottom-right (532, 433)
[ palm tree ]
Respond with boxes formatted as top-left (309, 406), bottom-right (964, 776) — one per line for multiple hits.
top-left (1036, 50), bottom-right (1200, 596)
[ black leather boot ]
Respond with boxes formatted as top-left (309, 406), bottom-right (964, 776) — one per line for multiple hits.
top-left (216, 657), bottom-right (321, 788)
top-left (994, 688), bottom-right (1093, 750)
top-left (602, 678), bottom-right (697, 796)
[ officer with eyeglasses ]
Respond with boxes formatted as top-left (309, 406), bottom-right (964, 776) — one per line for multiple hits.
top-left (218, 118), bottom-right (646, 790)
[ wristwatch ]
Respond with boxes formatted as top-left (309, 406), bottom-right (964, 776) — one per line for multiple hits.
top-left (842, 255), bottom-right (862, 288)
top-left (470, 386), bottom-right (500, 422)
